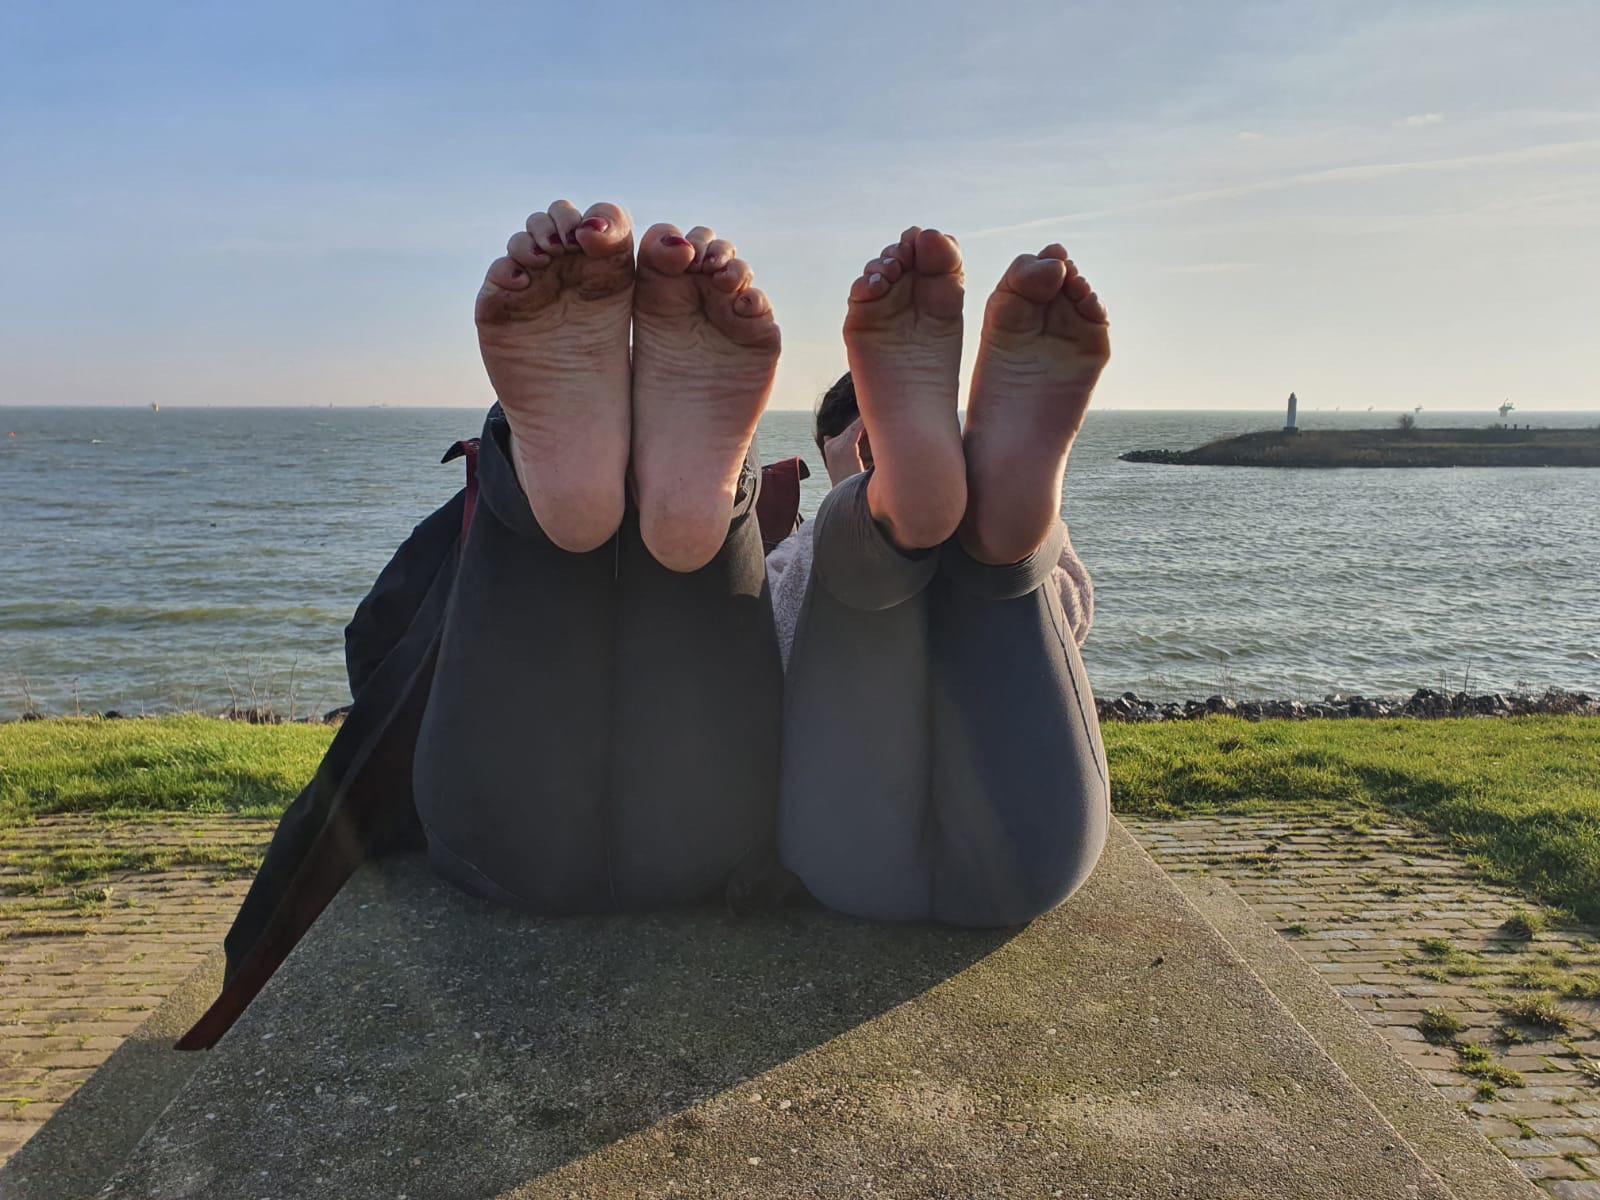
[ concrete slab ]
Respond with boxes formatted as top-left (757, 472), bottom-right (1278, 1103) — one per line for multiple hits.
top-left (99, 824), bottom-right (1456, 1199)
top-left (0, 950), bottom-right (224, 1200)
top-left (1173, 871), bottom-right (1540, 1200)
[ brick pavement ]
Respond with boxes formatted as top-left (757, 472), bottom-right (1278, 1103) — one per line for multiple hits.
top-left (1125, 814), bottom-right (1600, 1197)
top-left (0, 815), bottom-right (272, 1166)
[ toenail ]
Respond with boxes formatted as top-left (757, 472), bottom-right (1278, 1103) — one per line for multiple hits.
top-left (661, 235), bottom-right (692, 247)
top-left (868, 273), bottom-right (883, 285)
top-left (579, 217), bottom-right (610, 233)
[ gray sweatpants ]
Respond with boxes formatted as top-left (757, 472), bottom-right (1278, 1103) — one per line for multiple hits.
top-left (778, 471), bottom-right (1110, 927)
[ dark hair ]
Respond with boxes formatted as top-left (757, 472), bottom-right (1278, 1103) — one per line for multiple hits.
top-left (814, 372), bottom-right (858, 453)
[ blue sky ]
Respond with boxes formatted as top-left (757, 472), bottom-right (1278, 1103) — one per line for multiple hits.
top-left (2, 1), bottom-right (1596, 410)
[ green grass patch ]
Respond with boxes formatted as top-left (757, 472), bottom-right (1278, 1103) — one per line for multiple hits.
top-left (1457, 1042), bottom-right (1524, 1089)
top-left (1502, 906), bottom-right (1547, 939)
top-left (1418, 1007), bottom-right (1465, 1044)
top-left (0, 716), bottom-right (331, 821)
top-left (1500, 993), bottom-right (1573, 1033)
top-left (1103, 716), bottom-right (1600, 922)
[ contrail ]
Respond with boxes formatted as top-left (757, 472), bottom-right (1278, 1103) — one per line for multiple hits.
top-left (966, 137), bottom-right (1600, 238)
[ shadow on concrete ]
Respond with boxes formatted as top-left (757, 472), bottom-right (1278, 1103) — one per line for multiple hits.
top-left (107, 857), bottom-right (1013, 1197)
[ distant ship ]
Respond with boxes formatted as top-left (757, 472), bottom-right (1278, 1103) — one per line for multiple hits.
top-left (1499, 400), bottom-right (1516, 418)
top-left (1414, 405), bottom-right (1423, 413)
top-left (150, 402), bottom-right (160, 413)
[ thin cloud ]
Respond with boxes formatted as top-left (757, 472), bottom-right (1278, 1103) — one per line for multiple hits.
top-left (1397, 112), bottom-right (1446, 127)
top-left (967, 138), bottom-right (1600, 238)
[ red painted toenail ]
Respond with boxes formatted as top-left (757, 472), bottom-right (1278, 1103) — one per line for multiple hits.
top-left (661, 235), bottom-right (692, 247)
top-left (579, 217), bottom-right (610, 233)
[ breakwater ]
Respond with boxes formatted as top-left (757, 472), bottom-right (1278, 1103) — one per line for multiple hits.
top-left (1121, 427), bottom-right (1600, 468)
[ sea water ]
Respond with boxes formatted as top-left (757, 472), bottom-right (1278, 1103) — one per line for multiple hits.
top-left (1, 406), bottom-right (1596, 718)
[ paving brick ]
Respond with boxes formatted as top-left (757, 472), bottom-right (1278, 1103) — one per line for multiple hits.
top-left (0, 814), bottom-right (271, 1168)
top-left (1127, 815), bottom-right (1600, 1190)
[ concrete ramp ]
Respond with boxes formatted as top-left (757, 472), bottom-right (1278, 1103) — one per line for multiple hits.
top-left (85, 822), bottom-right (1460, 1199)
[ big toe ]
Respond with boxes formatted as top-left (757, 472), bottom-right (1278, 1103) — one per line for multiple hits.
top-left (911, 228), bottom-right (962, 276)
top-left (984, 252), bottom-right (1071, 335)
top-left (570, 201), bottom-right (635, 260)
top-left (638, 224), bottom-right (698, 276)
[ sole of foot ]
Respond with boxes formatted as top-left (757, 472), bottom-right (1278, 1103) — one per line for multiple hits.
top-left (475, 199), bottom-right (635, 553)
top-left (960, 244), bottom-right (1110, 566)
top-left (630, 223), bottom-right (781, 573)
top-left (843, 227), bottom-right (968, 551)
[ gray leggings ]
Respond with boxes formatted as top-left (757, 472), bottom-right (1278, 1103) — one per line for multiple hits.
top-left (779, 471), bottom-right (1110, 926)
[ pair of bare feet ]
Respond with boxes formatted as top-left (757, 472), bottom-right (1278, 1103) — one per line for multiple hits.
top-left (475, 201), bottom-right (1109, 573)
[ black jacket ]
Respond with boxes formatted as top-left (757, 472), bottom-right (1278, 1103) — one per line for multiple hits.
top-left (177, 448), bottom-right (472, 1049)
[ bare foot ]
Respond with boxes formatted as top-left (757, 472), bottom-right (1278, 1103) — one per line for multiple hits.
top-left (631, 223), bottom-right (781, 572)
top-left (843, 227), bottom-right (967, 551)
top-left (475, 199), bottom-right (634, 552)
top-left (960, 244), bottom-right (1110, 565)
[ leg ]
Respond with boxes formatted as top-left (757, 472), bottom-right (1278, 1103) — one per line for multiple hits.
top-left (779, 228), bottom-right (966, 919)
top-left (609, 449), bottom-right (783, 907)
top-left (927, 531), bottom-right (1109, 926)
top-left (778, 471), bottom-right (940, 920)
top-left (929, 243), bottom-right (1114, 924)
top-left (414, 408), bottom-right (616, 911)
top-left (415, 200), bottom-right (636, 910)
top-left (609, 220), bottom-right (785, 905)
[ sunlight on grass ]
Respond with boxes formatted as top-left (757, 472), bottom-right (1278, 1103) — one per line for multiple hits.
top-left (1103, 717), bottom-right (1600, 922)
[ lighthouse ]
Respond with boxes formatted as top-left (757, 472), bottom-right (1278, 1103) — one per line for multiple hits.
top-left (1284, 392), bottom-right (1299, 434)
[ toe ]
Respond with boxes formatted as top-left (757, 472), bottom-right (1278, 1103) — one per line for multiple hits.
top-left (734, 286), bottom-right (772, 319)
top-left (685, 226), bottom-right (715, 268)
top-left (711, 283), bottom-right (781, 349)
top-left (573, 202), bottom-right (632, 257)
top-left (711, 258), bottom-right (754, 293)
top-left (506, 231), bottom-right (549, 271)
top-left (527, 211), bottom-right (564, 256)
top-left (702, 238), bottom-right (737, 273)
top-left (1063, 275), bottom-right (1093, 303)
top-left (914, 229), bottom-right (962, 276)
top-left (864, 254), bottom-right (903, 283)
top-left (639, 224), bottom-right (696, 275)
top-left (1004, 253), bottom-right (1070, 303)
top-left (485, 256), bottom-right (531, 290)
top-left (1076, 291), bottom-right (1109, 324)
top-left (1039, 243), bottom-right (1070, 264)
top-left (548, 199), bottom-right (583, 250)
top-left (849, 268), bottom-right (893, 303)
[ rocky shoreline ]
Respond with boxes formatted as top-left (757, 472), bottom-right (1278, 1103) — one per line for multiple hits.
top-left (14, 687), bottom-right (1597, 726)
top-left (1095, 686), bottom-right (1600, 722)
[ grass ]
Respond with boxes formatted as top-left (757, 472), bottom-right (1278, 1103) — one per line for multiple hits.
top-left (1502, 906), bottom-right (1548, 939)
top-left (1418, 1007), bottom-right (1465, 1044)
top-left (0, 715), bottom-right (330, 821)
top-left (1500, 993), bottom-right (1573, 1033)
top-left (1103, 716), bottom-right (1600, 922)
top-left (1456, 1042), bottom-right (1524, 1090)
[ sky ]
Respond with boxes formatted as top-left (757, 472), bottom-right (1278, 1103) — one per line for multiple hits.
top-left (1, 0), bottom-right (1596, 411)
